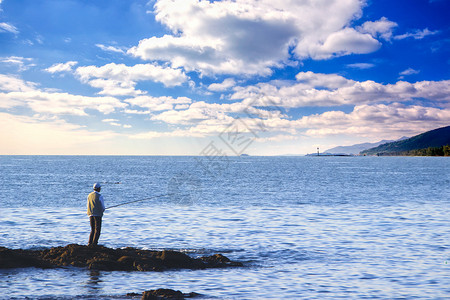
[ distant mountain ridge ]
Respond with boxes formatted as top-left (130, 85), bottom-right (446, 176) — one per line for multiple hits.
top-left (361, 125), bottom-right (450, 155)
top-left (324, 137), bottom-right (408, 155)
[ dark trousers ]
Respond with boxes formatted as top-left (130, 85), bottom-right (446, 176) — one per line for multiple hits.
top-left (88, 216), bottom-right (102, 246)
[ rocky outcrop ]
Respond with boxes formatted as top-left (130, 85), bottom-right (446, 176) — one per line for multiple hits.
top-left (0, 244), bottom-right (243, 271)
top-left (0, 247), bottom-right (53, 269)
top-left (141, 289), bottom-right (200, 299)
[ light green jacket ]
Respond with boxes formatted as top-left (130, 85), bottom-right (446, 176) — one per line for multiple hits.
top-left (87, 191), bottom-right (105, 217)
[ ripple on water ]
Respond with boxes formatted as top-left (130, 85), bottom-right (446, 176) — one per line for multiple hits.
top-left (1, 156), bottom-right (449, 299)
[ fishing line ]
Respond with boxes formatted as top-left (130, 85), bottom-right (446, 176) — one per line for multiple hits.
top-left (105, 193), bottom-right (175, 209)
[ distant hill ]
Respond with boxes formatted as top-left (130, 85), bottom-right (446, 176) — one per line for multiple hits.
top-left (360, 125), bottom-right (450, 156)
top-left (324, 137), bottom-right (408, 155)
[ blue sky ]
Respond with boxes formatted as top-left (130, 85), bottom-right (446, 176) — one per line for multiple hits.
top-left (0, 0), bottom-right (449, 155)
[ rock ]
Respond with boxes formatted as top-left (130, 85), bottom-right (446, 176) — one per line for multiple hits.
top-left (141, 289), bottom-right (189, 299)
top-left (118, 255), bottom-right (134, 264)
top-left (200, 253), bottom-right (244, 267)
top-left (156, 250), bottom-right (202, 269)
top-left (0, 247), bottom-right (52, 269)
top-left (126, 292), bottom-right (142, 297)
top-left (0, 244), bottom-right (243, 272)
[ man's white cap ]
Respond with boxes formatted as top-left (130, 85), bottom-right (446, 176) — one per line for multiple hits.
top-left (93, 182), bottom-right (101, 190)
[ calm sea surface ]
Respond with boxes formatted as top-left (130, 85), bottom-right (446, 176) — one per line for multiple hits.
top-left (0, 156), bottom-right (449, 299)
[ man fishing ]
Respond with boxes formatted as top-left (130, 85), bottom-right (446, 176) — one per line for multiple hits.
top-left (87, 183), bottom-right (105, 247)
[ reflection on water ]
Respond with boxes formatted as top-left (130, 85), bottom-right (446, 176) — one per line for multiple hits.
top-left (86, 270), bottom-right (103, 295)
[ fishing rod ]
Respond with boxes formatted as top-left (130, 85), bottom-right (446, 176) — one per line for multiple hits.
top-left (105, 193), bottom-right (175, 210)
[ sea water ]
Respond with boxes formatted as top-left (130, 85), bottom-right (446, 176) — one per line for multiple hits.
top-left (0, 156), bottom-right (449, 299)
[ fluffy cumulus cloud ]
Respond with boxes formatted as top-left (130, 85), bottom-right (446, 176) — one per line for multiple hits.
top-left (75, 63), bottom-right (188, 96)
top-left (358, 17), bottom-right (398, 41)
top-left (125, 95), bottom-right (192, 112)
top-left (313, 28), bottom-right (381, 58)
top-left (150, 101), bottom-right (238, 125)
top-left (1, 90), bottom-right (127, 115)
top-left (231, 72), bottom-right (450, 108)
top-left (298, 104), bottom-right (450, 138)
top-left (128, 71), bottom-right (450, 141)
top-left (130, 100), bottom-right (450, 141)
top-left (0, 74), bottom-right (36, 93)
top-left (0, 74), bottom-right (127, 115)
top-left (45, 61), bottom-right (78, 73)
top-left (208, 78), bottom-right (236, 91)
top-left (128, 0), bottom-right (389, 76)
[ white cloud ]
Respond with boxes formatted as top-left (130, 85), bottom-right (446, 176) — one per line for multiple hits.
top-left (0, 56), bottom-right (35, 71)
top-left (0, 75), bottom-right (127, 115)
top-left (0, 90), bottom-right (127, 115)
top-left (295, 71), bottom-right (354, 89)
top-left (174, 104), bottom-right (189, 110)
top-left (358, 17), bottom-right (398, 41)
top-left (126, 72), bottom-right (450, 142)
top-left (0, 22), bottom-right (18, 34)
top-left (124, 109), bottom-right (152, 115)
top-left (102, 118), bottom-right (119, 123)
top-left (35, 35), bottom-right (44, 44)
top-left (102, 118), bottom-right (133, 129)
top-left (130, 72), bottom-right (450, 142)
top-left (149, 100), bottom-right (246, 125)
top-left (125, 95), bottom-right (192, 112)
top-left (45, 61), bottom-right (78, 73)
top-left (315, 28), bottom-right (381, 58)
top-left (347, 63), bottom-right (375, 69)
top-left (0, 74), bottom-right (36, 93)
top-left (129, 0), bottom-right (385, 76)
top-left (132, 101), bottom-right (450, 142)
top-left (232, 72), bottom-right (450, 108)
top-left (120, 70), bottom-right (450, 142)
top-left (75, 63), bottom-right (188, 96)
top-left (87, 79), bottom-right (143, 96)
top-left (394, 28), bottom-right (439, 40)
top-left (130, 129), bottom-right (203, 139)
top-left (96, 44), bottom-right (126, 54)
top-left (208, 78), bottom-right (236, 91)
top-left (76, 63), bottom-right (187, 87)
top-left (297, 104), bottom-right (450, 138)
top-left (130, 116), bottom-right (241, 139)
top-left (399, 68), bottom-right (420, 76)
top-left (254, 135), bottom-right (298, 143)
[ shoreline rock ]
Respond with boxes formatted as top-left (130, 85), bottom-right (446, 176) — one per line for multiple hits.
top-left (0, 244), bottom-right (242, 271)
top-left (141, 289), bottom-right (200, 299)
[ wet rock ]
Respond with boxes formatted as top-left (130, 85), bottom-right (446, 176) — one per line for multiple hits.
top-left (200, 253), bottom-right (244, 267)
top-left (141, 288), bottom-right (200, 299)
top-left (156, 250), bottom-right (202, 269)
top-left (127, 292), bottom-right (142, 298)
top-left (0, 244), bottom-right (243, 272)
top-left (0, 247), bottom-right (52, 269)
